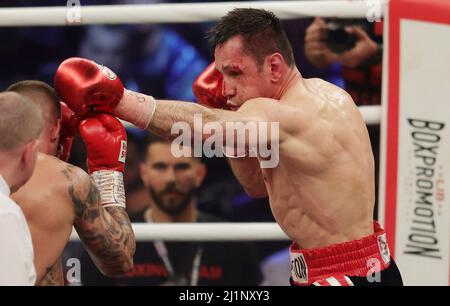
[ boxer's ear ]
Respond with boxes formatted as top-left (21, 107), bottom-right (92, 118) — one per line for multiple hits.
top-left (267, 53), bottom-right (284, 83)
top-left (50, 118), bottom-right (62, 143)
top-left (20, 138), bottom-right (39, 172)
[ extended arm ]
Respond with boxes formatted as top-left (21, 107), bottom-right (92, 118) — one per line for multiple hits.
top-left (54, 58), bottom-right (276, 198)
top-left (146, 98), bottom-right (269, 197)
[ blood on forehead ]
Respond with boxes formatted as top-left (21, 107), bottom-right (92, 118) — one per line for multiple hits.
top-left (214, 37), bottom-right (248, 72)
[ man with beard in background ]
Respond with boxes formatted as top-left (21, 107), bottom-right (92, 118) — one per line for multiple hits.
top-left (81, 135), bottom-right (263, 286)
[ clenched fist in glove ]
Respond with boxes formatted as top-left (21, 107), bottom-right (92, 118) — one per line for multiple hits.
top-left (54, 58), bottom-right (124, 117)
top-left (79, 113), bottom-right (127, 208)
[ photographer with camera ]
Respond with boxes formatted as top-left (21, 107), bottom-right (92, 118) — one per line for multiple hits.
top-left (305, 17), bottom-right (381, 69)
top-left (304, 17), bottom-right (383, 105)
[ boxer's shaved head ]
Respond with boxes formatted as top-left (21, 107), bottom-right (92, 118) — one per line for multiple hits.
top-left (0, 91), bottom-right (43, 151)
top-left (7, 80), bottom-right (62, 155)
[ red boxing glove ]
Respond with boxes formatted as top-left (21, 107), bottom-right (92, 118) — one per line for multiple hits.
top-left (192, 62), bottom-right (229, 109)
top-left (55, 57), bottom-right (156, 129)
top-left (79, 114), bottom-right (127, 173)
top-left (79, 114), bottom-right (127, 208)
top-left (57, 102), bottom-right (80, 162)
top-left (54, 57), bottom-right (124, 117)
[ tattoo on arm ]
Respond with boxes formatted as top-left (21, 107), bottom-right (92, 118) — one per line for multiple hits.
top-left (62, 165), bottom-right (135, 276)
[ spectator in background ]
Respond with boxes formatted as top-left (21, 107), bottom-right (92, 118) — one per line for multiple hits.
top-left (81, 135), bottom-right (263, 286)
top-left (304, 17), bottom-right (383, 105)
top-left (79, 21), bottom-right (208, 101)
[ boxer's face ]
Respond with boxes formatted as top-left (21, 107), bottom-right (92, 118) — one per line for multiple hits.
top-left (215, 35), bottom-right (272, 110)
top-left (140, 143), bottom-right (206, 215)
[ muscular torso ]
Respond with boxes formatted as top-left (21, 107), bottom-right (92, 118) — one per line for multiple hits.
top-left (12, 153), bottom-right (75, 285)
top-left (257, 78), bottom-right (375, 248)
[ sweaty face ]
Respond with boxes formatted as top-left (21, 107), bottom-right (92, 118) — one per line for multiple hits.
top-left (214, 36), bottom-right (272, 109)
top-left (141, 143), bottom-right (202, 216)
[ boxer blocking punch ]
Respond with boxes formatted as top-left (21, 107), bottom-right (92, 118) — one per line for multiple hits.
top-left (55, 8), bottom-right (402, 286)
top-left (8, 81), bottom-right (135, 285)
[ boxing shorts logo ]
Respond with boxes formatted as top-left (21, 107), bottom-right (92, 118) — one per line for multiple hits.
top-left (290, 253), bottom-right (308, 284)
top-left (93, 62), bottom-right (117, 80)
top-left (118, 140), bottom-right (127, 163)
top-left (377, 233), bottom-right (391, 265)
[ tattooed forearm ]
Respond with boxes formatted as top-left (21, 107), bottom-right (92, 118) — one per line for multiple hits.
top-left (39, 260), bottom-right (64, 286)
top-left (63, 165), bottom-right (135, 276)
top-left (81, 207), bottom-right (135, 275)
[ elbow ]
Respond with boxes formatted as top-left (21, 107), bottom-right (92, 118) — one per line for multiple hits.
top-left (101, 239), bottom-right (136, 277)
top-left (118, 257), bottom-right (134, 275)
top-left (244, 186), bottom-right (268, 199)
top-left (118, 255), bottom-right (134, 275)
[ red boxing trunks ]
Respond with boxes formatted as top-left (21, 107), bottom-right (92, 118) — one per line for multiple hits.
top-left (290, 222), bottom-right (403, 286)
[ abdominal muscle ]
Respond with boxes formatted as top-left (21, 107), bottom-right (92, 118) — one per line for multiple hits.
top-left (262, 151), bottom-right (374, 250)
top-left (257, 77), bottom-right (375, 249)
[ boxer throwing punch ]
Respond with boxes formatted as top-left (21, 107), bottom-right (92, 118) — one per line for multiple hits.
top-left (55, 8), bottom-right (402, 286)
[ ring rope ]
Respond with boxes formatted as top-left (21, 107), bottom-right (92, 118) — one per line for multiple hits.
top-left (0, 1), bottom-right (387, 27)
top-left (120, 105), bottom-right (381, 128)
top-left (70, 222), bottom-right (289, 241)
